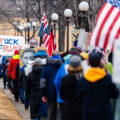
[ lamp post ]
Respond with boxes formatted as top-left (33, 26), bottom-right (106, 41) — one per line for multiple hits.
top-left (79, 1), bottom-right (89, 31)
top-left (26, 22), bottom-right (31, 43)
top-left (51, 13), bottom-right (59, 38)
top-left (64, 9), bottom-right (72, 51)
top-left (13, 22), bottom-right (18, 35)
top-left (32, 21), bottom-right (37, 38)
top-left (18, 26), bottom-right (24, 36)
top-left (24, 23), bottom-right (27, 43)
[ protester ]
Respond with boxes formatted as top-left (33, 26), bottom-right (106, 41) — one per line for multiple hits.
top-left (60, 55), bottom-right (83, 120)
top-left (40, 52), bottom-right (63, 120)
top-left (8, 50), bottom-right (20, 102)
top-left (3, 57), bottom-right (11, 89)
top-left (18, 48), bottom-right (35, 106)
top-left (54, 47), bottom-right (82, 105)
top-left (26, 50), bottom-right (48, 120)
top-left (77, 50), bottom-right (119, 120)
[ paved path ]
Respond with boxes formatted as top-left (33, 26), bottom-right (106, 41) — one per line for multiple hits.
top-left (0, 79), bottom-right (30, 120)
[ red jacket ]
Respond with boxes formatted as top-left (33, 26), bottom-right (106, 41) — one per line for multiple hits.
top-left (8, 55), bottom-right (20, 80)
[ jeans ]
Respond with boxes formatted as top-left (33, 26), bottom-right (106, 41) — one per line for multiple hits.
top-left (13, 80), bottom-right (19, 100)
top-left (24, 95), bottom-right (29, 109)
top-left (20, 88), bottom-right (25, 102)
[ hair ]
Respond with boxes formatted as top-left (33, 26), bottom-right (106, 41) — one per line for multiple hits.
top-left (89, 51), bottom-right (102, 67)
top-left (22, 48), bottom-right (35, 57)
top-left (108, 52), bottom-right (113, 63)
top-left (68, 66), bottom-right (83, 74)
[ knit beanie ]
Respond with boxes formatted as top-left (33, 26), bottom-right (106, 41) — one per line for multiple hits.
top-left (68, 55), bottom-right (83, 73)
top-left (14, 50), bottom-right (19, 55)
top-left (33, 50), bottom-right (48, 58)
top-left (80, 53), bottom-right (88, 60)
top-left (69, 47), bottom-right (82, 55)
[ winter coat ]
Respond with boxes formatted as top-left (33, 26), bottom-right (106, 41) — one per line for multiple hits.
top-left (60, 74), bottom-right (82, 120)
top-left (8, 55), bottom-right (20, 80)
top-left (77, 68), bottom-right (119, 120)
top-left (26, 64), bottom-right (46, 119)
top-left (0, 56), bottom-right (6, 77)
top-left (114, 85), bottom-right (120, 120)
top-left (40, 57), bottom-right (63, 100)
top-left (54, 62), bottom-right (69, 103)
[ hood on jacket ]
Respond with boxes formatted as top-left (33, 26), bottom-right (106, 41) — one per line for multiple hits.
top-left (84, 68), bottom-right (106, 83)
top-left (32, 64), bottom-right (43, 73)
top-left (63, 54), bottom-right (71, 63)
top-left (47, 54), bottom-right (63, 65)
top-left (13, 55), bottom-right (20, 59)
top-left (14, 50), bottom-right (19, 55)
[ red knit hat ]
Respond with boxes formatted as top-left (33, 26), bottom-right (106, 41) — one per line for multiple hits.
top-left (14, 50), bottom-right (19, 55)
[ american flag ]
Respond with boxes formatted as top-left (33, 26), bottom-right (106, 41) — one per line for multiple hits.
top-left (89, 2), bottom-right (120, 51)
top-left (51, 25), bottom-right (56, 51)
top-left (38, 13), bottom-right (50, 48)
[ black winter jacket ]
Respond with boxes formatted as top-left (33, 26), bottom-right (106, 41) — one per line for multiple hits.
top-left (60, 74), bottom-right (82, 120)
top-left (40, 58), bottom-right (62, 100)
top-left (26, 64), bottom-right (43, 119)
top-left (77, 74), bottom-right (119, 120)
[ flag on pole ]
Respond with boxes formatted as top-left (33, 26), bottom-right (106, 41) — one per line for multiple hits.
top-left (89, 2), bottom-right (120, 51)
top-left (48, 25), bottom-right (57, 56)
top-left (51, 25), bottom-right (56, 51)
top-left (38, 13), bottom-right (50, 48)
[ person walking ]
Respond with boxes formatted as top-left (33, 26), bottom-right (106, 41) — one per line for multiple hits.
top-left (26, 50), bottom-right (48, 120)
top-left (40, 52), bottom-right (63, 120)
top-left (77, 50), bottom-right (119, 120)
top-left (8, 50), bottom-right (20, 102)
top-left (60, 55), bottom-right (83, 120)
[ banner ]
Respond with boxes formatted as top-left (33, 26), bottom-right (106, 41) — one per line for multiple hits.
top-left (113, 40), bottom-right (120, 84)
top-left (71, 29), bottom-right (80, 47)
top-left (0, 35), bottom-right (25, 56)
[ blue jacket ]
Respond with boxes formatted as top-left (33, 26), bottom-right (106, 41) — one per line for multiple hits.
top-left (77, 74), bottom-right (119, 120)
top-left (40, 55), bottom-right (63, 100)
top-left (54, 61), bottom-right (69, 103)
top-left (0, 56), bottom-right (6, 77)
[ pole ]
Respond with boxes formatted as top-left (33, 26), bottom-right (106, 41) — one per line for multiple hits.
top-left (27, 28), bottom-right (30, 43)
top-left (54, 21), bottom-right (56, 39)
top-left (33, 27), bottom-right (35, 38)
top-left (25, 28), bottom-right (27, 43)
top-left (67, 18), bottom-right (69, 51)
top-left (40, 37), bottom-right (43, 46)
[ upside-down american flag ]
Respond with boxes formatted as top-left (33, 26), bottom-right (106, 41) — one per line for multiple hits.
top-left (89, 0), bottom-right (120, 51)
top-left (38, 13), bottom-right (50, 48)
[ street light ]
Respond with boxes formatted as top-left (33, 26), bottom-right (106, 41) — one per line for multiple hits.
top-left (18, 25), bottom-right (24, 36)
top-left (79, 1), bottom-right (89, 12)
top-left (51, 13), bottom-right (59, 39)
top-left (24, 23), bottom-right (28, 43)
top-left (64, 9), bottom-right (72, 51)
top-left (32, 21), bottom-right (37, 38)
top-left (26, 22), bottom-right (31, 42)
top-left (79, 1), bottom-right (89, 31)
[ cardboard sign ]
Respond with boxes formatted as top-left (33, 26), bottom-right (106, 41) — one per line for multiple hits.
top-left (29, 38), bottom-right (38, 48)
top-left (113, 40), bottom-right (120, 84)
top-left (0, 35), bottom-right (25, 56)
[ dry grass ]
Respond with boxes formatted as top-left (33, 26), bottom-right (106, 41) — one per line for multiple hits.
top-left (0, 89), bottom-right (22, 120)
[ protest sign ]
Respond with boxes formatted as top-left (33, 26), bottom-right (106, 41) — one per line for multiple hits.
top-left (0, 35), bottom-right (25, 56)
top-left (113, 40), bottom-right (120, 84)
top-left (29, 38), bottom-right (38, 48)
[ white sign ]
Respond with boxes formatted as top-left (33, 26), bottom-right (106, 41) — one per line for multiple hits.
top-left (113, 40), bottom-right (120, 84)
top-left (0, 35), bottom-right (25, 56)
top-left (29, 38), bottom-right (38, 48)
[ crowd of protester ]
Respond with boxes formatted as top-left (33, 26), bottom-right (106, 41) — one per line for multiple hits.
top-left (0, 46), bottom-right (119, 120)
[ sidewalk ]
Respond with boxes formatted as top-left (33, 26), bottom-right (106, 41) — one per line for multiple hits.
top-left (0, 79), bottom-right (30, 120)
